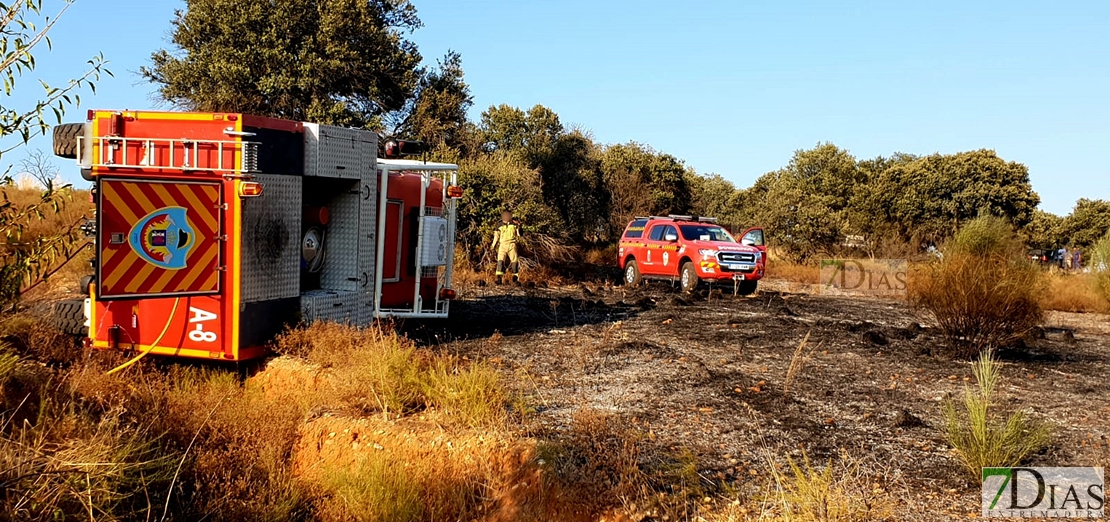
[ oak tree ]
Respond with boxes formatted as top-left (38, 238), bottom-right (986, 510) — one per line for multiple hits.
top-left (143, 0), bottom-right (423, 128)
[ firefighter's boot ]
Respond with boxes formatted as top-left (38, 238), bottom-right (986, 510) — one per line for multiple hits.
top-left (509, 260), bottom-right (520, 285)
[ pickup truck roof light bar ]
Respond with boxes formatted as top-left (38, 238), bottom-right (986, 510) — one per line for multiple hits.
top-left (633, 215), bottom-right (719, 223)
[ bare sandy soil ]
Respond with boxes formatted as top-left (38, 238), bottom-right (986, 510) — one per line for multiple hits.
top-left (402, 277), bottom-right (1110, 520)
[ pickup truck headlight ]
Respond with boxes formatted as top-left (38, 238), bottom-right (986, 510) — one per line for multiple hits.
top-left (698, 249), bottom-right (717, 258)
top-left (755, 251), bottom-right (762, 262)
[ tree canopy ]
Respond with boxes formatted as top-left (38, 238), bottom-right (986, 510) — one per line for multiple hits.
top-left (143, 0), bottom-right (423, 128)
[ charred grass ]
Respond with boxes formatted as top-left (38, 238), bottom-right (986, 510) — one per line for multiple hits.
top-left (428, 280), bottom-right (1110, 521)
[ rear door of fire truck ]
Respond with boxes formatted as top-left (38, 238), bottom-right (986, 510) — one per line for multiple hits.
top-left (97, 179), bottom-right (222, 299)
top-left (83, 110), bottom-right (245, 360)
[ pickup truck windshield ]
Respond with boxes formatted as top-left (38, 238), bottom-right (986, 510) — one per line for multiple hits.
top-left (679, 225), bottom-right (735, 242)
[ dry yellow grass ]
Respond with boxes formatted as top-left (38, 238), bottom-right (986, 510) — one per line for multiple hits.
top-left (295, 415), bottom-right (584, 522)
top-left (766, 261), bottom-right (820, 285)
top-left (694, 452), bottom-right (892, 522)
top-left (1039, 272), bottom-right (1110, 314)
top-left (1, 320), bottom-right (525, 520)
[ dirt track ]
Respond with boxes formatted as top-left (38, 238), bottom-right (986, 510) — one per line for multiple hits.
top-left (403, 278), bottom-right (1110, 520)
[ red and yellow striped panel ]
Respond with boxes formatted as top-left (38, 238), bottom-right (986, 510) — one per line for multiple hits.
top-left (99, 179), bottom-right (222, 298)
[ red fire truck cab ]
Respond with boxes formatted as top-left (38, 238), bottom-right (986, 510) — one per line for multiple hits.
top-left (65, 110), bottom-right (460, 362)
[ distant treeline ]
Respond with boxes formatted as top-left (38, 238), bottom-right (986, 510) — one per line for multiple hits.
top-left (421, 103), bottom-right (1106, 263)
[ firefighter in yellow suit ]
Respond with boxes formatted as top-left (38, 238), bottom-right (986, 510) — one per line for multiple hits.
top-left (491, 210), bottom-right (521, 285)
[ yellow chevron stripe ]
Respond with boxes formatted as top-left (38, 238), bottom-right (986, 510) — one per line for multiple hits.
top-left (103, 253), bottom-right (140, 293)
top-left (173, 244), bottom-right (218, 292)
top-left (123, 182), bottom-right (157, 215)
top-left (124, 261), bottom-right (158, 293)
top-left (103, 185), bottom-right (140, 225)
top-left (178, 184), bottom-right (219, 233)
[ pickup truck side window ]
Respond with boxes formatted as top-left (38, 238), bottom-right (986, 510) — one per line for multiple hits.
top-left (648, 224), bottom-right (667, 241)
top-left (661, 225), bottom-right (678, 240)
top-left (741, 228), bottom-right (764, 246)
top-left (624, 219), bottom-right (648, 239)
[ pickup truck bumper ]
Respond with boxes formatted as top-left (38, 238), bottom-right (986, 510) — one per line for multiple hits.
top-left (697, 260), bottom-right (764, 281)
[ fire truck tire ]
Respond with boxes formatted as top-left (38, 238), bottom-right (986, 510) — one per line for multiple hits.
top-left (52, 122), bottom-right (84, 159)
top-left (736, 279), bottom-right (758, 295)
top-left (51, 299), bottom-right (87, 336)
top-left (680, 262), bottom-right (699, 293)
top-left (623, 259), bottom-right (642, 286)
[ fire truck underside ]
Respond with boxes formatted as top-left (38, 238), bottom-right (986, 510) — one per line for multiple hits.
top-left (79, 111), bottom-right (458, 362)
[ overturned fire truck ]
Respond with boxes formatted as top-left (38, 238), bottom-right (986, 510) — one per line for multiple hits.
top-left (55, 110), bottom-right (461, 362)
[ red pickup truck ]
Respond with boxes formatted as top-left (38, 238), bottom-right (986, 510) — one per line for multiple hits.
top-left (617, 215), bottom-right (766, 294)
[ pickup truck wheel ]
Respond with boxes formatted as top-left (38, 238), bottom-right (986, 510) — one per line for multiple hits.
top-left (680, 262), bottom-right (699, 293)
top-left (737, 279), bottom-right (758, 295)
top-left (624, 260), bottom-right (642, 286)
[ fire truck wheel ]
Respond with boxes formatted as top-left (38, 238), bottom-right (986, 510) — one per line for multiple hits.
top-left (52, 122), bottom-right (84, 159)
top-left (736, 279), bottom-right (758, 295)
top-left (680, 262), bottom-right (699, 293)
top-left (51, 299), bottom-right (87, 336)
top-left (623, 259), bottom-right (642, 286)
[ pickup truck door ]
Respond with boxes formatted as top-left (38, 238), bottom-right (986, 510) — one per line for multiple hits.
top-left (641, 224), bottom-right (670, 275)
top-left (738, 227), bottom-right (767, 257)
top-left (657, 225), bottom-right (680, 276)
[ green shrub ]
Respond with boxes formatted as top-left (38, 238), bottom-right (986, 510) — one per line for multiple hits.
top-left (942, 352), bottom-right (1051, 479)
top-left (1091, 232), bottom-right (1110, 301)
top-left (910, 216), bottom-right (1044, 358)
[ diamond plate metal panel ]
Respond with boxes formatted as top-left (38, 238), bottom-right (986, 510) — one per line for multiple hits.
top-left (320, 181), bottom-right (360, 292)
top-left (358, 169), bottom-right (378, 323)
top-left (303, 123), bottom-right (320, 177)
top-left (241, 174), bottom-right (301, 303)
top-left (304, 123), bottom-right (376, 180)
top-left (313, 126), bottom-right (372, 179)
top-left (300, 290), bottom-right (359, 324)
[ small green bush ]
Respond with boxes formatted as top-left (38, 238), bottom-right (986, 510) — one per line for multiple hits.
top-left (943, 352), bottom-right (1051, 479)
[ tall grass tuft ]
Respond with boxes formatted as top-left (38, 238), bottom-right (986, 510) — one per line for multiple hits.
top-left (764, 450), bottom-right (886, 522)
top-left (1, 345), bottom-right (175, 522)
top-left (942, 351), bottom-right (1051, 479)
top-left (1091, 232), bottom-right (1110, 302)
top-left (910, 216), bottom-right (1044, 358)
top-left (277, 322), bottom-right (507, 427)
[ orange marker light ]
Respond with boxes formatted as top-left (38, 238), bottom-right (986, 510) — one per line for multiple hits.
top-left (239, 182), bottom-right (264, 198)
top-left (440, 288), bottom-right (457, 300)
top-left (447, 185), bottom-right (464, 198)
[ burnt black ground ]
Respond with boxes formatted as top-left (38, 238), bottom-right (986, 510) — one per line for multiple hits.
top-left (405, 279), bottom-right (1110, 520)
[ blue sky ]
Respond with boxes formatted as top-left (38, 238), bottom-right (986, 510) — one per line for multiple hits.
top-left (3, 0), bottom-right (1107, 216)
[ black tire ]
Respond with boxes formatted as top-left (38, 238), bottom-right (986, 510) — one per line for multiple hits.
top-left (79, 275), bottom-right (95, 296)
top-left (51, 299), bottom-right (87, 336)
top-left (679, 262), bottom-right (699, 293)
top-left (736, 279), bottom-right (759, 295)
top-left (623, 259), bottom-right (642, 286)
top-left (53, 122), bottom-right (84, 159)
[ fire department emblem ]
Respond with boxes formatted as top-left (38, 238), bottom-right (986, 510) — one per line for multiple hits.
top-left (128, 206), bottom-right (196, 270)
